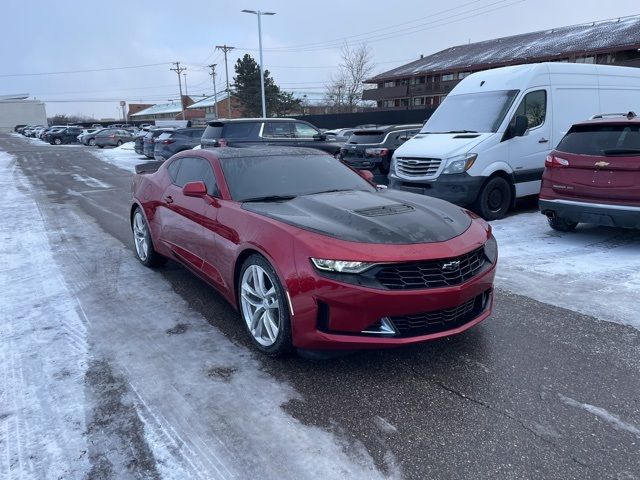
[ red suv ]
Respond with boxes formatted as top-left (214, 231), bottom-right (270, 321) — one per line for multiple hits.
top-left (539, 112), bottom-right (640, 231)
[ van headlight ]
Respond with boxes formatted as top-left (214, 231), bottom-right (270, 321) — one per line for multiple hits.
top-left (390, 156), bottom-right (397, 173)
top-left (442, 153), bottom-right (477, 175)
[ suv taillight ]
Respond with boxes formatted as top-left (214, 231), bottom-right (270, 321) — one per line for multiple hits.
top-left (365, 148), bottom-right (389, 157)
top-left (545, 154), bottom-right (569, 168)
top-left (160, 139), bottom-right (175, 144)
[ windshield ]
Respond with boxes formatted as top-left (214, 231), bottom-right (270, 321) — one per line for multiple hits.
top-left (422, 89), bottom-right (519, 134)
top-left (347, 131), bottom-right (386, 144)
top-left (220, 154), bottom-right (375, 202)
top-left (557, 124), bottom-right (640, 156)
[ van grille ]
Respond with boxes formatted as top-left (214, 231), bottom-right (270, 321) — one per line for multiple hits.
top-left (396, 157), bottom-right (441, 177)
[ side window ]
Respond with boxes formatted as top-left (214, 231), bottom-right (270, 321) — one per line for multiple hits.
top-left (294, 122), bottom-right (319, 138)
top-left (513, 90), bottom-right (547, 129)
top-left (167, 158), bottom-right (181, 181)
top-left (263, 122), bottom-right (293, 138)
top-left (222, 122), bottom-right (254, 139)
top-left (173, 157), bottom-right (219, 196)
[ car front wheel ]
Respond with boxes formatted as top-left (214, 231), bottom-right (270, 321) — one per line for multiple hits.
top-left (116, 140), bottom-right (123, 147)
top-left (473, 176), bottom-right (512, 220)
top-left (89, 138), bottom-right (96, 146)
top-left (239, 255), bottom-right (292, 356)
top-left (547, 216), bottom-right (578, 232)
top-left (53, 138), bottom-right (62, 145)
top-left (132, 207), bottom-right (167, 267)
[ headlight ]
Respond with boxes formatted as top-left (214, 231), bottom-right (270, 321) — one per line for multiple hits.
top-left (390, 157), bottom-right (397, 173)
top-left (310, 258), bottom-right (375, 274)
top-left (484, 235), bottom-right (498, 264)
top-left (442, 153), bottom-right (477, 175)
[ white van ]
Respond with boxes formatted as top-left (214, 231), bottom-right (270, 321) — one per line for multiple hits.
top-left (389, 63), bottom-right (640, 219)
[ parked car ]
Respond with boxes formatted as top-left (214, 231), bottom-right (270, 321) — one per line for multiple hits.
top-left (77, 128), bottom-right (100, 143)
top-left (325, 128), bottom-right (357, 143)
top-left (130, 146), bottom-right (497, 356)
top-left (153, 127), bottom-right (206, 161)
top-left (539, 112), bottom-right (640, 231)
top-left (95, 129), bottom-right (134, 148)
top-left (340, 125), bottom-right (421, 174)
top-left (142, 128), bottom-right (173, 158)
top-left (200, 118), bottom-right (344, 155)
top-left (14, 124), bottom-right (27, 133)
top-left (80, 128), bottom-right (109, 146)
top-left (24, 125), bottom-right (44, 137)
top-left (49, 126), bottom-right (83, 145)
top-left (389, 62), bottom-right (640, 220)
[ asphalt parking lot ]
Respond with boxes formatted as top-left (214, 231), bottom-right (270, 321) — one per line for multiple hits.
top-left (2, 134), bottom-right (640, 479)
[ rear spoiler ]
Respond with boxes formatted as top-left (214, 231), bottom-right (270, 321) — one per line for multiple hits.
top-left (135, 161), bottom-right (164, 174)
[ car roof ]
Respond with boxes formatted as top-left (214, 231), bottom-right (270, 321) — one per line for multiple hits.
top-left (572, 112), bottom-right (639, 126)
top-left (207, 118), bottom-right (303, 126)
top-left (197, 146), bottom-right (329, 160)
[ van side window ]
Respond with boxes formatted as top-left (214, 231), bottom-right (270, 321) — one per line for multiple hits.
top-left (513, 90), bottom-right (547, 129)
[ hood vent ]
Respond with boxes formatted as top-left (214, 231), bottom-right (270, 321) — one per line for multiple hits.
top-left (453, 134), bottom-right (480, 139)
top-left (353, 204), bottom-right (415, 217)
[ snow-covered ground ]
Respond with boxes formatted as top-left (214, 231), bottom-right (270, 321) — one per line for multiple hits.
top-left (90, 141), bottom-right (142, 172)
top-left (0, 149), bottom-right (391, 479)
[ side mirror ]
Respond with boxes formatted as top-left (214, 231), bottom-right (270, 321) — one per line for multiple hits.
top-left (512, 115), bottom-right (528, 137)
top-left (182, 181), bottom-right (207, 197)
top-left (313, 133), bottom-right (326, 141)
top-left (358, 170), bottom-right (375, 182)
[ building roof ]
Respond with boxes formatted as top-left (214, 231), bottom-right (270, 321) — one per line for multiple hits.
top-left (130, 102), bottom-right (184, 117)
top-left (367, 15), bottom-right (640, 82)
top-left (0, 93), bottom-right (30, 101)
top-left (187, 92), bottom-right (230, 109)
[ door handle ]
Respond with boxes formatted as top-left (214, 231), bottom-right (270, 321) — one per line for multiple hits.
top-left (164, 195), bottom-right (174, 204)
top-left (538, 137), bottom-right (549, 143)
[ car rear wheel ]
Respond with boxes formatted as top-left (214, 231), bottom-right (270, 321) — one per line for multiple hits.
top-left (53, 138), bottom-right (62, 145)
top-left (116, 140), bottom-right (123, 147)
top-left (89, 138), bottom-right (95, 146)
top-left (239, 255), bottom-right (292, 357)
top-left (132, 208), bottom-right (167, 267)
top-left (473, 176), bottom-right (512, 220)
top-left (547, 216), bottom-right (578, 232)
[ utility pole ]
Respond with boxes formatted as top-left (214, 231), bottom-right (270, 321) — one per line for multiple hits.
top-left (241, 10), bottom-right (275, 118)
top-left (170, 61), bottom-right (186, 120)
top-left (208, 64), bottom-right (219, 118)
top-left (183, 73), bottom-right (188, 97)
top-left (215, 45), bottom-right (235, 116)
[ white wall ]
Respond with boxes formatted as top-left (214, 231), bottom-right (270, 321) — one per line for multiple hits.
top-left (0, 101), bottom-right (47, 132)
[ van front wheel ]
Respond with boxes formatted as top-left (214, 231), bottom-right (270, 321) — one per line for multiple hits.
top-left (474, 176), bottom-right (512, 220)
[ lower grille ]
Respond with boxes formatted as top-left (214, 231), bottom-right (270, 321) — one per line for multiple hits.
top-left (374, 247), bottom-right (486, 290)
top-left (396, 157), bottom-right (441, 177)
top-left (389, 291), bottom-right (490, 337)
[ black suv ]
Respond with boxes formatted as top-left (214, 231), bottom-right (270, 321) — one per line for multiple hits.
top-left (200, 118), bottom-right (343, 155)
top-left (340, 124), bottom-right (422, 173)
top-left (49, 126), bottom-right (84, 145)
top-left (154, 127), bottom-right (206, 161)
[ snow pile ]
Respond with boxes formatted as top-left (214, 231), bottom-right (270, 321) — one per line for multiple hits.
top-left (90, 142), bottom-right (146, 172)
top-left (492, 211), bottom-right (640, 328)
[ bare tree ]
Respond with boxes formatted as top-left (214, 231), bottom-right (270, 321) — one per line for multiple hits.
top-left (325, 43), bottom-right (375, 113)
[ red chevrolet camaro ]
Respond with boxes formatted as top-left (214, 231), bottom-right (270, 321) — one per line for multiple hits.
top-left (131, 147), bottom-right (497, 356)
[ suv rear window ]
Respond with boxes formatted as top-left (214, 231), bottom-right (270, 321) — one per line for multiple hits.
top-left (202, 124), bottom-right (224, 139)
top-left (158, 132), bottom-right (174, 141)
top-left (347, 131), bottom-right (386, 144)
top-left (557, 124), bottom-right (640, 156)
top-left (223, 122), bottom-right (255, 139)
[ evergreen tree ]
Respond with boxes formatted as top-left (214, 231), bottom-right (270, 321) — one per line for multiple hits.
top-left (233, 54), bottom-right (301, 117)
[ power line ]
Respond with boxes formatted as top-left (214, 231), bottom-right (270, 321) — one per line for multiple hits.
top-left (0, 62), bottom-right (169, 78)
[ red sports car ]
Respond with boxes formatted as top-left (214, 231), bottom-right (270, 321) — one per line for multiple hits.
top-left (130, 147), bottom-right (497, 356)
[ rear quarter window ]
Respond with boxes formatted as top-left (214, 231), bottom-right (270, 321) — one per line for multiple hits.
top-left (222, 122), bottom-right (256, 139)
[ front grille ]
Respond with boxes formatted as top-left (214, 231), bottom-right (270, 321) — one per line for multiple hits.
top-left (396, 157), bottom-right (441, 177)
top-left (389, 291), bottom-right (489, 337)
top-left (374, 247), bottom-right (486, 290)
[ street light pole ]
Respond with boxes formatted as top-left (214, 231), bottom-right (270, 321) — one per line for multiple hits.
top-left (241, 9), bottom-right (275, 118)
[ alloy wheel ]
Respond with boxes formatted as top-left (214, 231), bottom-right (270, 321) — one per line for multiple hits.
top-left (132, 211), bottom-right (149, 261)
top-left (240, 265), bottom-right (281, 347)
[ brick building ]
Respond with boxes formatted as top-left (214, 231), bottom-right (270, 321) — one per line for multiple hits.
top-left (363, 15), bottom-right (640, 110)
top-left (187, 93), bottom-right (246, 120)
top-left (129, 96), bottom-right (204, 122)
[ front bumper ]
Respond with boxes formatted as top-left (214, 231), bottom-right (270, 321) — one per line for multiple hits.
top-left (539, 198), bottom-right (640, 229)
top-left (289, 258), bottom-right (496, 350)
top-left (388, 172), bottom-right (484, 206)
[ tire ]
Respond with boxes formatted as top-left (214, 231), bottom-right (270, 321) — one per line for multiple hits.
top-left (238, 254), bottom-right (292, 357)
top-left (473, 176), bottom-right (513, 220)
top-left (116, 140), bottom-right (123, 147)
top-left (53, 138), bottom-right (62, 145)
top-left (131, 207), bottom-right (167, 268)
top-left (97, 145), bottom-right (104, 149)
top-left (89, 138), bottom-right (95, 146)
top-left (547, 216), bottom-right (578, 232)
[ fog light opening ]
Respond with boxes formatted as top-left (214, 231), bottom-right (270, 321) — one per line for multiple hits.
top-left (362, 317), bottom-right (397, 336)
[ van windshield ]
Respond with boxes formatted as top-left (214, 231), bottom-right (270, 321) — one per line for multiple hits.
top-left (422, 90), bottom-right (519, 134)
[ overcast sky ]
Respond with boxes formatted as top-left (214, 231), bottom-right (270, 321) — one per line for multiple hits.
top-left (2, 0), bottom-right (638, 119)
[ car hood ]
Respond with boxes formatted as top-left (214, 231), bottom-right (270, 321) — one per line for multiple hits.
top-left (242, 189), bottom-right (472, 244)
top-left (393, 132), bottom-right (494, 159)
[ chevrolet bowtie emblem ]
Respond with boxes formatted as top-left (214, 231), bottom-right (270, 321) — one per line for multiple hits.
top-left (594, 161), bottom-right (610, 167)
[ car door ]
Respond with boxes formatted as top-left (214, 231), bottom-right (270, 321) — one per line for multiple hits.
top-left (293, 121), bottom-right (321, 147)
top-left (159, 156), bottom-right (218, 272)
top-left (507, 89), bottom-right (551, 196)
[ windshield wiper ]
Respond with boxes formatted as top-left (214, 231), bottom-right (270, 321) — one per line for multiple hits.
top-left (307, 189), bottom-right (354, 195)
top-left (242, 195), bottom-right (297, 202)
top-left (603, 148), bottom-right (640, 156)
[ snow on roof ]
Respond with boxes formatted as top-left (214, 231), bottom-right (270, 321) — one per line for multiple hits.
top-left (0, 93), bottom-right (30, 101)
top-left (187, 92), bottom-right (229, 109)
top-left (368, 15), bottom-right (640, 81)
top-left (130, 102), bottom-right (183, 117)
